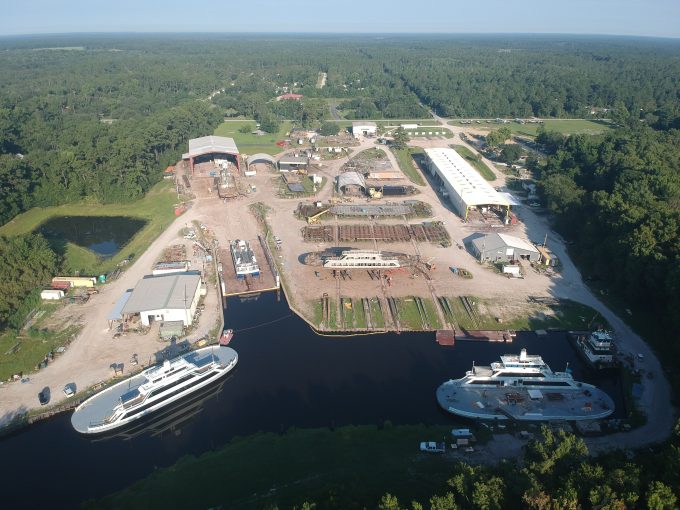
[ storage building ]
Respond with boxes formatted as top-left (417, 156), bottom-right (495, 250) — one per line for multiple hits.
top-left (121, 273), bottom-right (202, 327)
top-left (424, 148), bottom-right (510, 220)
top-left (471, 233), bottom-right (540, 263)
top-left (41, 289), bottom-right (64, 300)
top-left (52, 276), bottom-right (96, 288)
top-left (182, 136), bottom-right (240, 175)
top-left (352, 121), bottom-right (377, 138)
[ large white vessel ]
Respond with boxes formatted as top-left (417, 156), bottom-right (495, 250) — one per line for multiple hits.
top-left (322, 250), bottom-right (400, 269)
top-left (436, 349), bottom-right (614, 421)
top-left (71, 346), bottom-right (238, 434)
top-left (570, 330), bottom-right (616, 368)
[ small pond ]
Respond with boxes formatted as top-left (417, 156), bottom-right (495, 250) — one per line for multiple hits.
top-left (36, 216), bottom-right (147, 257)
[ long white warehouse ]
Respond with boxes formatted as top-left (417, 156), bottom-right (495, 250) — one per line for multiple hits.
top-left (424, 148), bottom-right (510, 220)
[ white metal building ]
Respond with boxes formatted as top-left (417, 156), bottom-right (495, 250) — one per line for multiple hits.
top-left (121, 273), bottom-right (202, 327)
top-left (352, 121), bottom-right (377, 138)
top-left (424, 148), bottom-right (510, 220)
top-left (470, 233), bottom-right (540, 263)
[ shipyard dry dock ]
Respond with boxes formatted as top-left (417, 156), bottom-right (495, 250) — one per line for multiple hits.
top-left (218, 236), bottom-right (280, 297)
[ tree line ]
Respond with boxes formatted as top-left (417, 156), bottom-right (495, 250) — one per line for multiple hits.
top-left (536, 121), bottom-right (680, 389)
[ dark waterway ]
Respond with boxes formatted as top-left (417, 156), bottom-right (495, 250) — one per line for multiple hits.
top-left (36, 216), bottom-right (146, 257)
top-left (0, 293), bottom-right (623, 508)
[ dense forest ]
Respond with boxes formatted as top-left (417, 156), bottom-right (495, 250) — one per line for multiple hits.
top-left (535, 122), bottom-right (680, 390)
top-left (2, 35), bottom-right (680, 227)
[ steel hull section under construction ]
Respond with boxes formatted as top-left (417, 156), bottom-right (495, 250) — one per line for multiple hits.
top-left (436, 349), bottom-right (614, 421)
top-left (71, 346), bottom-right (238, 434)
top-left (322, 250), bottom-right (400, 269)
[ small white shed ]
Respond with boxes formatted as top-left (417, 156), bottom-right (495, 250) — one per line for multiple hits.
top-left (41, 289), bottom-right (64, 300)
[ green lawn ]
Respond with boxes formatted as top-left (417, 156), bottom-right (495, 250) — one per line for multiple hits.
top-left (370, 298), bottom-right (385, 329)
top-left (0, 181), bottom-right (179, 275)
top-left (444, 296), bottom-right (610, 331)
top-left (392, 147), bottom-right (426, 186)
top-left (449, 119), bottom-right (613, 137)
top-left (0, 304), bottom-right (81, 381)
top-left (214, 120), bottom-right (293, 155)
top-left (89, 424), bottom-right (457, 510)
top-left (452, 144), bottom-right (496, 181)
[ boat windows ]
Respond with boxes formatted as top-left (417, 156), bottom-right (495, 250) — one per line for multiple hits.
top-left (124, 371), bottom-right (218, 418)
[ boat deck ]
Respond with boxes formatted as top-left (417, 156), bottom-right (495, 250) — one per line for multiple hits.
top-left (436, 380), bottom-right (615, 421)
top-left (71, 346), bottom-right (237, 433)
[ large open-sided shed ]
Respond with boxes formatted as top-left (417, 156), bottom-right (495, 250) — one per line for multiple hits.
top-left (182, 136), bottom-right (240, 175)
top-left (424, 148), bottom-right (510, 220)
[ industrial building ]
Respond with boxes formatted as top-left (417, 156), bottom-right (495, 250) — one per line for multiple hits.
top-left (278, 155), bottom-right (308, 172)
top-left (352, 121), bottom-right (377, 138)
top-left (120, 273), bottom-right (202, 327)
top-left (182, 136), bottom-right (240, 175)
top-left (470, 233), bottom-right (540, 263)
top-left (424, 148), bottom-right (510, 220)
top-left (246, 153), bottom-right (277, 175)
top-left (337, 172), bottom-right (367, 194)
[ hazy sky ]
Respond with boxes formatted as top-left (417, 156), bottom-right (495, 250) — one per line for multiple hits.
top-left (2, 0), bottom-right (679, 38)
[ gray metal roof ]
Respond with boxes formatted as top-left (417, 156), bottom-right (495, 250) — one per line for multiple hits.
top-left (108, 290), bottom-right (132, 321)
top-left (279, 155), bottom-right (308, 165)
top-left (182, 136), bottom-right (239, 159)
top-left (337, 171), bottom-right (366, 190)
top-left (471, 233), bottom-right (538, 254)
top-left (121, 274), bottom-right (201, 314)
top-left (247, 153), bottom-right (277, 166)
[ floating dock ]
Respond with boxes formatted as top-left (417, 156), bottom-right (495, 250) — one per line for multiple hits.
top-left (219, 236), bottom-right (279, 298)
top-left (436, 330), bottom-right (513, 346)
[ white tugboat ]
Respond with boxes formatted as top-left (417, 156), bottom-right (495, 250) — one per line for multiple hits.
top-left (570, 330), bottom-right (616, 369)
top-left (436, 349), bottom-right (614, 421)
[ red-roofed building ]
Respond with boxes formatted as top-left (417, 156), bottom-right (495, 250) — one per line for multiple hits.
top-left (276, 93), bottom-right (304, 101)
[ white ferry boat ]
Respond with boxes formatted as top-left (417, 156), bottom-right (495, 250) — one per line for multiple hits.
top-left (436, 349), bottom-right (614, 421)
top-left (71, 346), bottom-right (238, 434)
top-left (322, 250), bottom-right (400, 269)
top-left (570, 330), bottom-right (615, 368)
top-left (230, 239), bottom-right (260, 277)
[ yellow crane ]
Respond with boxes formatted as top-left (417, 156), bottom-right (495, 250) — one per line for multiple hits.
top-left (307, 208), bottom-right (330, 224)
top-left (368, 187), bottom-right (383, 199)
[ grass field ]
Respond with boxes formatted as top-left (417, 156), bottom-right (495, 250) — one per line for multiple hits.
top-left (89, 424), bottom-right (458, 510)
top-left (449, 118), bottom-right (613, 137)
top-left (446, 296), bottom-right (609, 331)
top-left (452, 144), bottom-right (496, 181)
top-left (0, 181), bottom-right (178, 275)
top-left (392, 147), bottom-right (426, 186)
top-left (214, 120), bottom-right (293, 155)
top-left (0, 304), bottom-right (81, 381)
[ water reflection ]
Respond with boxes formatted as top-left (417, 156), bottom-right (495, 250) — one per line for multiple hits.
top-left (87, 376), bottom-right (230, 442)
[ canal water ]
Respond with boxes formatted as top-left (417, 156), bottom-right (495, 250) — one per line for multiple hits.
top-left (36, 216), bottom-right (147, 257)
top-left (0, 292), bottom-right (623, 508)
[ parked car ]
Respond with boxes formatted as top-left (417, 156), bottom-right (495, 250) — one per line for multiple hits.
top-left (38, 387), bottom-right (50, 406)
top-left (63, 383), bottom-right (76, 397)
top-left (529, 202), bottom-right (541, 207)
top-left (420, 441), bottom-right (445, 453)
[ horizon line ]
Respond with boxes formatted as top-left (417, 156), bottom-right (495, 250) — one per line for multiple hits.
top-left (0, 31), bottom-right (679, 41)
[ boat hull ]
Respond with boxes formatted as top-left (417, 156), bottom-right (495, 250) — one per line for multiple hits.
top-left (436, 378), bottom-right (615, 422)
top-left (71, 346), bottom-right (237, 434)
